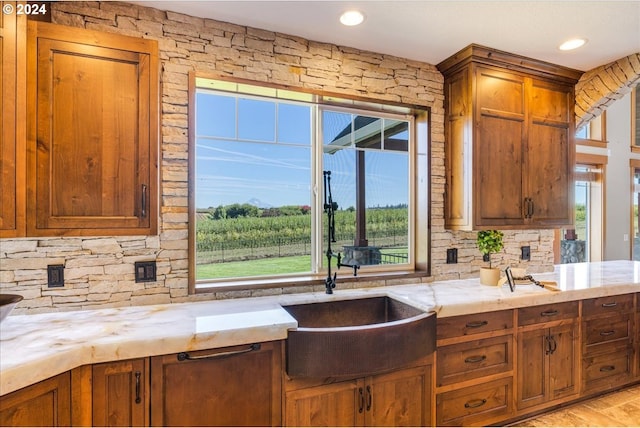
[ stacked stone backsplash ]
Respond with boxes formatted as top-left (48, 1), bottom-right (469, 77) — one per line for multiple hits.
top-left (0, 1), bottom-right (554, 314)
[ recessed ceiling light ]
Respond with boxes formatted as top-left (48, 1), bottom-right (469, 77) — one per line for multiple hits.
top-left (340, 10), bottom-right (365, 26)
top-left (559, 38), bottom-right (587, 51)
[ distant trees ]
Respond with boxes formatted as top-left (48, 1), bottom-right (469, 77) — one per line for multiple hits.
top-left (208, 204), bottom-right (312, 220)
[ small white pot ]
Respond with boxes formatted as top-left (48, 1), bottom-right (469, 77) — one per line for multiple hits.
top-left (479, 267), bottom-right (501, 286)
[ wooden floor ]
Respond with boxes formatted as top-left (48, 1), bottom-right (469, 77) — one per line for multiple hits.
top-left (511, 384), bottom-right (640, 427)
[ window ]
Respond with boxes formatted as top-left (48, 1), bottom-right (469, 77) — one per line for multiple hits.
top-left (632, 163), bottom-right (640, 261)
top-left (190, 78), bottom-right (426, 290)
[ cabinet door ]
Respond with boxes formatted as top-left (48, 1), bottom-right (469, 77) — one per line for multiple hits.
top-left (93, 358), bottom-right (148, 427)
top-left (525, 79), bottom-right (573, 226)
top-left (0, 2), bottom-right (25, 237)
top-left (367, 365), bottom-right (433, 427)
top-left (517, 328), bottom-right (547, 409)
top-left (27, 21), bottom-right (158, 236)
top-left (284, 379), bottom-right (364, 427)
top-left (151, 342), bottom-right (281, 427)
top-left (548, 323), bottom-right (579, 401)
top-left (474, 66), bottom-right (526, 227)
top-left (0, 372), bottom-right (71, 427)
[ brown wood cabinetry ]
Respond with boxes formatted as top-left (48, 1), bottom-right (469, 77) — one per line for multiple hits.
top-left (0, 1), bottom-right (26, 237)
top-left (435, 310), bottom-right (515, 426)
top-left (150, 341), bottom-right (282, 427)
top-left (581, 294), bottom-right (635, 393)
top-left (92, 359), bottom-right (149, 427)
top-left (517, 302), bottom-right (580, 411)
top-left (437, 44), bottom-right (582, 230)
top-left (0, 372), bottom-right (71, 426)
top-left (26, 21), bottom-right (158, 236)
top-left (284, 357), bottom-right (433, 427)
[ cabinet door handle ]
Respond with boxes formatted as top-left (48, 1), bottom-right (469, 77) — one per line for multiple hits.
top-left (177, 343), bottom-right (261, 361)
top-left (358, 387), bottom-right (364, 413)
top-left (366, 385), bottom-right (372, 411)
top-left (601, 302), bottom-right (617, 308)
top-left (523, 197), bottom-right (530, 218)
top-left (134, 371), bottom-right (142, 404)
top-left (464, 355), bottom-right (487, 364)
top-left (141, 184), bottom-right (147, 218)
top-left (465, 320), bottom-right (488, 328)
top-left (464, 398), bottom-right (487, 409)
top-left (599, 330), bottom-right (616, 337)
top-left (599, 365), bottom-right (616, 372)
top-left (540, 310), bottom-right (559, 317)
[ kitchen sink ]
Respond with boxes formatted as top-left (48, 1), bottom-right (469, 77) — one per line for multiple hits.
top-left (283, 296), bottom-right (436, 378)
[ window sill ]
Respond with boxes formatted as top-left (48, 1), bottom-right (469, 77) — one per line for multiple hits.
top-left (194, 270), bottom-right (430, 294)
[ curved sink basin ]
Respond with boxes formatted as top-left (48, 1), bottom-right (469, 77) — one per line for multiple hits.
top-left (0, 294), bottom-right (23, 323)
top-left (283, 296), bottom-right (436, 378)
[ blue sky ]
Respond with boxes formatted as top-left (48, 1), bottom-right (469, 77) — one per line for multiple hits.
top-left (195, 91), bottom-right (409, 210)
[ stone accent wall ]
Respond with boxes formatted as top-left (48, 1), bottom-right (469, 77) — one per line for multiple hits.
top-left (0, 1), bottom-right (553, 314)
top-left (575, 53), bottom-right (640, 130)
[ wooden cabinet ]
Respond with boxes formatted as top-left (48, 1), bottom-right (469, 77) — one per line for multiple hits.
top-left (0, 372), bottom-right (71, 426)
top-left (150, 341), bottom-right (282, 427)
top-left (437, 44), bottom-right (582, 230)
top-left (0, 1), bottom-right (26, 237)
top-left (517, 302), bottom-right (579, 410)
top-left (435, 310), bottom-right (515, 426)
top-left (581, 294), bottom-right (634, 393)
top-left (26, 21), bottom-right (158, 236)
top-left (92, 359), bottom-right (149, 427)
top-left (284, 359), bottom-right (433, 427)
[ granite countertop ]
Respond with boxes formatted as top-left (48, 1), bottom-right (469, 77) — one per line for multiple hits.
top-left (1, 260), bottom-right (638, 396)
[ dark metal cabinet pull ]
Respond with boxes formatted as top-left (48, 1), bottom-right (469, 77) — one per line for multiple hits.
top-left (601, 302), bottom-right (617, 308)
top-left (177, 343), bottom-right (261, 361)
top-left (464, 355), bottom-right (487, 364)
top-left (141, 184), bottom-right (147, 218)
top-left (366, 385), bottom-right (372, 411)
top-left (540, 309), bottom-right (559, 317)
top-left (600, 365), bottom-right (616, 372)
top-left (134, 371), bottom-right (141, 404)
top-left (465, 320), bottom-right (488, 328)
top-left (358, 388), bottom-right (364, 413)
top-left (599, 330), bottom-right (616, 337)
top-left (464, 398), bottom-right (487, 409)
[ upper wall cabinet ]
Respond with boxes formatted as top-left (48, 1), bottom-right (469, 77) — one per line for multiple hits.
top-left (437, 45), bottom-right (583, 230)
top-left (26, 22), bottom-right (159, 236)
top-left (0, 2), bottom-right (26, 238)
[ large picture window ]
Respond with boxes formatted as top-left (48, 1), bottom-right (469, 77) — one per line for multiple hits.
top-left (191, 78), bottom-right (424, 289)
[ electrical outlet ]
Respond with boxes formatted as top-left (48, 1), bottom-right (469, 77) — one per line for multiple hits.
top-left (135, 261), bottom-right (157, 283)
top-left (446, 248), bottom-right (458, 264)
top-left (47, 265), bottom-right (65, 287)
top-left (521, 246), bottom-right (531, 261)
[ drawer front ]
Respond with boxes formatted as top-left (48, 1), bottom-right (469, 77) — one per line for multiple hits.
top-left (437, 335), bottom-right (512, 386)
top-left (436, 377), bottom-right (513, 427)
top-left (518, 301), bottom-right (578, 326)
top-left (437, 310), bottom-right (513, 339)
top-left (583, 349), bottom-right (633, 392)
top-left (583, 315), bottom-right (632, 349)
top-left (583, 294), bottom-right (634, 318)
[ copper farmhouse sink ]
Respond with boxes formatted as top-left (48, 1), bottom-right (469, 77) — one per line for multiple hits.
top-left (283, 296), bottom-right (436, 378)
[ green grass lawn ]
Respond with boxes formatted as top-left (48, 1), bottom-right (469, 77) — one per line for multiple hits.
top-left (197, 255), bottom-right (312, 279)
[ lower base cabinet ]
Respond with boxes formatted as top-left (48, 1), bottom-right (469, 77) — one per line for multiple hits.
top-left (150, 341), bottom-right (282, 427)
top-left (0, 372), bottom-right (71, 427)
top-left (284, 359), bottom-right (433, 427)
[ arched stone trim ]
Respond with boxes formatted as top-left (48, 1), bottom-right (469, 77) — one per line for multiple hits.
top-left (575, 53), bottom-right (640, 130)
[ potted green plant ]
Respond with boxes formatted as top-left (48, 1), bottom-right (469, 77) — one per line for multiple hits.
top-left (477, 230), bottom-right (504, 286)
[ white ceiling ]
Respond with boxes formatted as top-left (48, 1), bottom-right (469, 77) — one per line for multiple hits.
top-left (136, 1), bottom-right (640, 71)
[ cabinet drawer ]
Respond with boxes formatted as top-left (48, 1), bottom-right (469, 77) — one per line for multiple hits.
top-left (437, 310), bottom-right (513, 339)
top-left (436, 377), bottom-right (513, 427)
top-left (437, 335), bottom-right (512, 386)
top-left (518, 301), bottom-right (578, 326)
top-left (583, 314), bottom-right (632, 351)
top-left (583, 349), bottom-right (633, 392)
top-left (582, 294), bottom-right (634, 318)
